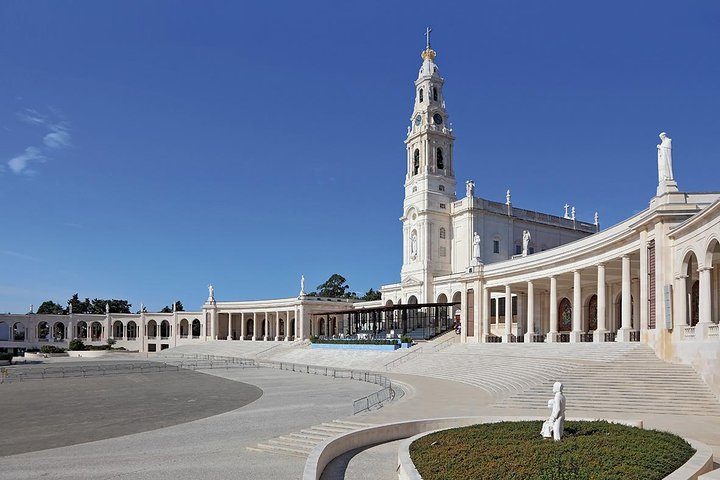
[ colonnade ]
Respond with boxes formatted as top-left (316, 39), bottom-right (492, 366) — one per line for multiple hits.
top-left (218, 310), bottom-right (298, 341)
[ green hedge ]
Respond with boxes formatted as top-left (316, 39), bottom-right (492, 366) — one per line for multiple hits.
top-left (40, 345), bottom-right (66, 354)
top-left (410, 420), bottom-right (694, 480)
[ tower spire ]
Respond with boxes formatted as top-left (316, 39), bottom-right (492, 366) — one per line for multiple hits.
top-left (425, 26), bottom-right (432, 50)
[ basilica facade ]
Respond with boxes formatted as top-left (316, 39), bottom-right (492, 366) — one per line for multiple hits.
top-left (1, 38), bottom-right (719, 392)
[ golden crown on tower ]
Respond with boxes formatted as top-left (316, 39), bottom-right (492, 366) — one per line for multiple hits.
top-left (421, 47), bottom-right (436, 61)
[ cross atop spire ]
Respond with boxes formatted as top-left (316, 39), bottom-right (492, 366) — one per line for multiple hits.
top-left (425, 26), bottom-right (432, 49)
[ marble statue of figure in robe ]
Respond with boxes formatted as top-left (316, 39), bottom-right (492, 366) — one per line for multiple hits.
top-left (466, 180), bottom-right (475, 198)
top-left (541, 382), bottom-right (566, 441)
top-left (472, 232), bottom-right (481, 262)
top-left (657, 132), bottom-right (674, 182)
top-left (522, 230), bottom-right (531, 257)
top-left (411, 233), bottom-right (418, 259)
top-left (300, 275), bottom-right (305, 295)
top-left (208, 284), bottom-right (214, 301)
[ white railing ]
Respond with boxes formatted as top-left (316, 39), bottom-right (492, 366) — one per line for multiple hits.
top-left (683, 326), bottom-right (696, 339)
top-left (708, 324), bottom-right (719, 338)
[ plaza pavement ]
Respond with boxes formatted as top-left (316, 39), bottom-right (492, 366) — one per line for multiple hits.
top-left (0, 366), bottom-right (379, 480)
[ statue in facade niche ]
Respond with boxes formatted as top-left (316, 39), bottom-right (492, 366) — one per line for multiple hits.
top-left (522, 230), bottom-right (531, 257)
top-left (472, 232), bottom-right (481, 264)
top-left (466, 180), bottom-right (475, 198)
top-left (411, 232), bottom-right (418, 259)
top-left (541, 382), bottom-right (566, 441)
top-left (657, 132), bottom-right (674, 183)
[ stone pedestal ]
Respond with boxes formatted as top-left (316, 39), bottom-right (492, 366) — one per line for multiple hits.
top-left (546, 331), bottom-right (559, 343)
top-left (616, 328), bottom-right (632, 342)
top-left (502, 334), bottom-right (514, 343)
top-left (569, 331), bottom-right (583, 343)
top-left (524, 332), bottom-right (534, 343)
top-left (656, 180), bottom-right (678, 197)
top-left (593, 329), bottom-right (608, 342)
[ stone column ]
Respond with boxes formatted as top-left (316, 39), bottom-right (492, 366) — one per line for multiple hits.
top-left (503, 285), bottom-right (513, 342)
top-left (473, 280), bottom-right (481, 342)
top-left (264, 312), bottom-right (269, 340)
top-left (547, 276), bottom-right (558, 342)
top-left (227, 313), bottom-right (232, 340)
top-left (632, 279), bottom-right (640, 331)
top-left (460, 285), bottom-right (468, 343)
top-left (595, 264), bottom-right (607, 342)
top-left (482, 286), bottom-right (491, 342)
top-left (674, 275), bottom-right (688, 328)
top-left (618, 255), bottom-right (633, 342)
top-left (495, 296), bottom-right (500, 327)
top-left (640, 230), bottom-right (649, 331)
top-left (516, 292), bottom-right (526, 339)
top-left (699, 267), bottom-right (713, 324)
top-left (570, 270), bottom-right (582, 342)
top-left (275, 312), bottom-right (280, 341)
top-left (252, 312), bottom-right (258, 341)
top-left (525, 281), bottom-right (535, 343)
top-left (240, 312), bottom-right (246, 340)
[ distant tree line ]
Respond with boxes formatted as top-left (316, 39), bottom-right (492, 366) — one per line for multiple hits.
top-left (35, 293), bottom-right (184, 315)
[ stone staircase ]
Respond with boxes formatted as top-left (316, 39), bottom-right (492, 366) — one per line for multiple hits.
top-left (246, 419), bottom-right (375, 458)
top-left (158, 340), bottom-right (298, 360)
top-left (393, 342), bottom-right (720, 415)
top-left (499, 345), bottom-right (720, 416)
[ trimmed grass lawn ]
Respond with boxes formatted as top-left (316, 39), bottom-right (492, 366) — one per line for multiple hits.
top-left (410, 421), bottom-right (694, 480)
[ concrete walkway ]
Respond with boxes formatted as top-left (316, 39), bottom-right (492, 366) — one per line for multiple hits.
top-left (0, 367), bottom-right (378, 480)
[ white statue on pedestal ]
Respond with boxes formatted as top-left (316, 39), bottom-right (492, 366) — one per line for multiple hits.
top-left (506, 189), bottom-right (512, 206)
top-left (472, 232), bottom-right (481, 264)
top-left (105, 303), bottom-right (110, 314)
top-left (541, 382), bottom-right (566, 441)
top-left (522, 230), bottom-right (531, 257)
top-left (466, 180), bottom-right (475, 198)
top-left (657, 132), bottom-right (674, 183)
top-left (410, 232), bottom-right (418, 260)
top-left (208, 284), bottom-right (215, 302)
top-left (563, 204), bottom-right (570, 219)
top-left (571, 206), bottom-right (576, 221)
top-left (300, 275), bottom-right (306, 295)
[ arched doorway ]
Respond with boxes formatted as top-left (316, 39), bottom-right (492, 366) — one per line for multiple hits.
top-left (691, 280), bottom-right (700, 326)
top-left (37, 321), bottom-right (50, 340)
top-left (319, 318), bottom-right (326, 336)
top-left (160, 320), bottom-right (171, 339)
top-left (191, 319), bottom-right (201, 338)
top-left (12, 322), bottom-right (25, 341)
top-left (127, 321), bottom-right (138, 340)
top-left (76, 321), bottom-right (88, 339)
top-left (246, 319), bottom-right (254, 338)
top-left (53, 322), bottom-right (66, 341)
top-left (0, 321), bottom-right (9, 341)
top-left (179, 319), bottom-right (189, 338)
top-left (90, 322), bottom-right (102, 341)
top-left (279, 319), bottom-right (285, 337)
top-left (147, 320), bottom-right (157, 339)
top-left (586, 295), bottom-right (598, 332)
top-left (113, 321), bottom-right (124, 339)
top-left (558, 298), bottom-right (572, 332)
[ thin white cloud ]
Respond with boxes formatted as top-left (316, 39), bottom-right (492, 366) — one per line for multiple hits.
top-left (8, 146), bottom-right (45, 175)
top-left (2, 250), bottom-right (40, 262)
top-left (43, 127), bottom-right (71, 148)
top-left (7, 108), bottom-right (71, 175)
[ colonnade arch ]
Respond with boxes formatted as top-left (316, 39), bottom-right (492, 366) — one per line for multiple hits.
top-left (0, 321), bottom-right (9, 341)
top-left (53, 322), bottom-right (65, 341)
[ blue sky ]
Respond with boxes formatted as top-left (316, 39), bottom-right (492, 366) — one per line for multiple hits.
top-left (1, 1), bottom-right (719, 313)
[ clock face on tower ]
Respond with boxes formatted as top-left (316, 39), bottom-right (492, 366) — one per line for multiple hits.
top-left (433, 113), bottom-right (443, 125)
top-left (414, 115), bottom-right (422, 126)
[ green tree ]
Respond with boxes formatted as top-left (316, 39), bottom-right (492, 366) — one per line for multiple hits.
top-left (67, 293), bottom-right (91, 314)
top-left (360, 288), bottom-right (382, 301)
top-left (313, 274), bottom-right (357, 298)
top-left (36, 300), bottom-right (66, 315)
top-left (160, 300), bottom-right (184, 313)
top-left (88, 299), bottom-right (132, 314)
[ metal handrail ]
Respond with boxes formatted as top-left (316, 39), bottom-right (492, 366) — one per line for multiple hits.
top-left (383, 346), bottom-right (423, 370)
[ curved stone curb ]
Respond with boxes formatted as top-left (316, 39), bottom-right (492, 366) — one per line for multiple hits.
top-left (664, 438), bottom-right (715, 480)
top-left (302, 415), bottom-right (642, 480)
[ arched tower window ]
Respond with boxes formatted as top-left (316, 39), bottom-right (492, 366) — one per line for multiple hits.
top-left (439, 227), bottom-right (446, 239)
top-left (433, 87), bottom-right (438, 101)
top-left (436, 148), bottom-right (444, 169)
top-left (419, 88), bottom-right (424, 103)
top-left (413, 149), bottom-right (420, 175)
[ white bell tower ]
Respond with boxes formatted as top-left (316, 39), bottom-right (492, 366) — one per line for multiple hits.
top-left (400, 28), bottom-right (457, 302)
